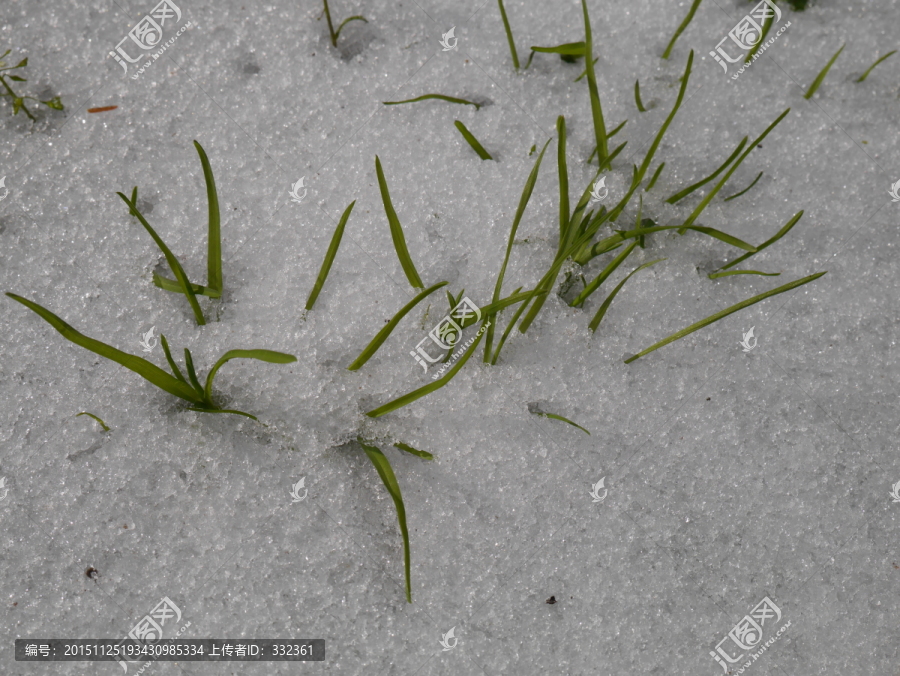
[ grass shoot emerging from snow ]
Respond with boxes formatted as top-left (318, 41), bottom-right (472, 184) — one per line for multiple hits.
top-left (376, 156), bottom-right (425, 289)
top-left (76, 411), bottom-right (110, 432)
top-left (661, 0), bottom-right (703, 60)
top-left (856, 50), bottom-right (897, 82)
top-left (319, 0), bottom-right (367, 48)
top-left (804, 44), bottom-right (845, 99)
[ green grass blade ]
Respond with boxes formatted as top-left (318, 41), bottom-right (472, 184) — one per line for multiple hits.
top-left (322, 0), bottom-right (337, 46)
top-left (664, 137), bottom-right (748, 204)
top-left (634, 79), bottom-right (647, 112)
top-left (488, 286), bottom-right (525, 365)
top-left (589, 258), bottom-right (665, 331)
top-left (625, 224), bottom-right (756, 250)
top-left (804, 44), bottom-right (845, 99)
top-left (497, 0), bottom-right (521, 70)
top-left (203, 349), bottom-right (297, 403)
top-left (531, 410), bottom-right (590, 435)
top-left (453, 120), bottom-right (493, 160)
top-left (723, 171), bottom-right (763, 202)
top-left (607, 119), bottom-right (627, 139)
top-left (681, 108), bottom-right (789, 230)
top-left (856, 50), bottom-right (897, 82)
top-left (376, 156), bottom-right (425, 289)
top-left (306, 200), bottom-right (356, 310)
top-left (347, 281), bottom-right (448, 371)
top-left (186, 407), bottom-right (258, 420)
top-left (116, 191), bottom-right (206, 325)
top-left (661, 0), bottom-right (703, 59)
top-left (557, 116), bottom-right (570, 243)
top-left (719, 210), bottom-right (803, 271)
top-left (573, 57), bottom-right (598, 82)
top-left (581, 0), bottom-right (608, 164)
top-left (183, 348), bottom-right (206, 398)
top-left (6, 293), bottom-right (201, 404)
top-left (383, 94), bottom-right (481, 110)
top-left (571, 241), bottom-right (638, 307)
top-left (744, 5), bottom-right (774, 64)
top-left (624, 271), bottom-right (827, 363)
top-left (334, 15), bottom-right (367, 41)
top-left (193, 141), bottom-right (222, 296)
top-left (645, 162), bottom-right (665, 191)
top-left (75, 411), bottom-right (110, 432)
top-left (153, 275), bottom-right (221, 298)
top-left (159, 334), bottom-right (188, 384)
top-left (530, 42), bottom-right (586, 57)
top-left (394, 442), bottom-right (433, 460)
top-left (357, 438), bottom-right (412, 603)
top-left (366, 322), bottom-right (486, 417)
top-left (708, 269), bottom-right (781, 279)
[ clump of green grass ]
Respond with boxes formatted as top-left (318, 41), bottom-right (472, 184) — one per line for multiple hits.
top-left (375, 156), bottom-right (425, 289)
top-left (661, 0), bottom-right (703, 60)
top-left (306, 201), bottom-right (356, 310)
top-left (383, 94), bottom-right (481, 109)
top-left (7, 293), bottom-right (296, 420)
top-left (855, 50), bottom-right (896, 82)
top-left (319, 0), bottom-right (368, 48)
top-left (0, 50), bottom-right (63, 121)
top-left (804, 44), bottom-right (845, 99)
top-left (453, 120), bottom-right (493, 160)
top-left (76, 412), bottom-right (110, 432)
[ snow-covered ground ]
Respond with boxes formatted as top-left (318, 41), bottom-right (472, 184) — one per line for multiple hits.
top-left (2, 0), bottom-right (899, 674)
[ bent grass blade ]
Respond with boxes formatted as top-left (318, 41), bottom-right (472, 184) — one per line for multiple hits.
top-left (708, 269), bottom-right (780, 279)
top-left (718, 210), bottom-right (803, 271)
top-left (75, 411), bottom-right (110, 432)
top-left (383, 94), bottom-right (481, 110)
top-left (723, 171), bottom-right (763, 202)
top-left (394, 442), bottom-right (434, 460)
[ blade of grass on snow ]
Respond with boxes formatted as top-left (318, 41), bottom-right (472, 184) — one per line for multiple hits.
top-left (531, 410), bottom-right (590, 435)
top-left (454, 120), bottom-right (493, 160)
top-left (581, 0), bottom-right (608, 165)
top-left (530, 42), bottom-right (586, 59)
top-left (383, 94), bottom-right (481, 109)
top-left (645, 162), bottom-right (665, 191)
top-left (804, 44), bottom-right (845, 99)
top-left (571, 241), bottom-right (638, 307)
top-left (708, 269), bottom-right (780, 279)
top-left (856, 50), bottom-right (897, 82)
top-left (375, 156), bottom-right (424, 289)
top-left (183, 348), bottom-right (206, 398)
top-left (589, 258), bottom-right (666, 332)
top-left (394, 442), bottom-right (434, 460)
top-left (160, 334), bottom-right (188, 384)
top-left (306, 200), bottom-right (356, 310)
top-left (203, 349), bottom-right (297, 403)
top-left (75, 411), bottom-right (110, 431)
top-left (664, 137), bottom-right (748, 204)
top-left (624, 271), bottom-right (827, 363)
top-left (717, 210), bottom-right (803, 271)
top-left (497, 0), bottom-right (520, 70)
top-left (661, 0), bottom-right (703, 59)
top-left (723, 171), bottom-right (763, 202)
top-left (334, 15), bottom-right (367, 42)
top-left (634, 79), bottom-right (647, 112)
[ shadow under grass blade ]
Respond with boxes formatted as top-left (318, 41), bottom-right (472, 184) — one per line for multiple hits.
top-left (454, 120), bottom-right (493, 160)
top-left (624, 271), bottom-right (827, 363)
top-left (375, 156), bottom-right (424, 289)
top-left (306, 200), bottom-right (356, 310)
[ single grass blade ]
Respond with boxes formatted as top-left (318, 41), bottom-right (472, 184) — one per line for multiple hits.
top-left (856, 50), bottom-right (897, 82)
top-left (664, 137), bottom-right (748, 204)
top-left (394, 442), bottom-right (434, 460)
top-left (645, 162), bottom-right (665, 191)
top-left (366, 321), bottom-right (486, 417)
top-left (183, 348), bottom-right (206, 398)
top-left (383, 94), bottom-right (481, 110)
top-left (624, 271), bottom-right (827, 363)
top-left (708, 269), bottom-right (781, 279)
top-left (154, 276), bottom-right (220, 298)
top-left (117, 191), bottom-right (206, 325)
top-left (186, 407), bottom-right (258, 420)
top-left (203, 349), bottom-right (297, 404)
top-left (334, 15), bottom-right (367, 41)
top-left (159, 334), bottom-right (188, 384)
top-left (582, 0), bottom-right (608, 164)
top-left (194, 141), bottom-right (222, 296)
top-left (573, 57), bottom-right (598, 82)
top-left (6, 293), bottom-right (201, 404)
top-left (634, 79), bottom-right (647, 112)
top-left (661, 0), bottom-right (703, 59)
top-left (306, 200), bottom-right (356, 310)
top-left (75, 411), bottom-right (110, 432)
top-left (531, 410), bottom-right (590, 435)
top-left (454, 120), bottom-right (493, 160)
top-left (571, 241), bottom-right (638, 307)
top-left (723, 171), bottom-right (763, 202)
top-left (718, 210), bottom-right (803, 271)
top-left (488, 286), bottom-right (525, 365)
top-left (497, 0), bottom-right (521, 70)
top-left (589, 258), bottom-right (666, 331)
top-left (530, 42), bottom-right (586, 58)
top-left (357, 438), bottom-right (412, 603)
top-left (557, 116), bottom-right (570, 247)
top-left (347, 281), bottom-right (448, 371)
top-left (607, 119), bottom-right (627, 139)
top-left (376, 157), bottom-right (424, 289)
top-left (804, 44), bottom-right (845, 99)
top-left (745, 5), bottom-right (775, 63)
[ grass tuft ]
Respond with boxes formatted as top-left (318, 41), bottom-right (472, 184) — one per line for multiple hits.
top-left (375, 156), bottom-right (425, 289)
top-left (453, 120), bottom-right (493, 160)
top-left (856, 50), bottom-right (896, 82)
top-left (383, 94), bottom-right (481, 110)
top-left (306, 200), bottom-right (356, 310)
top-left (76, 412), bottom-right (110, 432)
top-left (804, 44), bottom-right (845, 99)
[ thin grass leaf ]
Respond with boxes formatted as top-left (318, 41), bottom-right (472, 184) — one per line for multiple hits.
top-left (334, 15), bottom-right (367, 41)
top-left (183, 348), bottom-right (205, 398)
top-left (497, 0), bottom-right (521, 70)
top-left (624, 271), bottom-right (827, 363)
top-left (366, 321), bottom-right (486, 417)
top-left (804, 44), bottom-right (845, 99)
top-left (394, 442), bottom-right (434, 460)
top-left (597, 140), bottom-right (627, 173)
top-left (203, 349), bottom-right (297, 403)
top-left (383, 94), bottom-right (481, 110)
top-left (635, 194), bottom-right (646, 248)
top-left (634, 79), bottom-right (647, 112)
top-left (454, 120), bottom-right (493, 160)
top-left (375, 156), bottom-right (424, 289)
top-left (6, 293), bottom-right (201, 404)
top-left (723, 171), bottom-right (763, 202)
top-left (159, 334), bottom-right (188, 384)
top-left (117, 191), bottom-right (206, 325)
top-left (680, 108), bottom-right (789, 231)
top-left (488, 286), bottom-right (524, 365)
top-left (557, 116), bottom-right (570, 245)
top-left (745, 6), bottom-right (775, 63)
top-left (573, 57), bottom-right (599, 82)
top-left (322, 0), bottom-right (338, 46)
top-left (347, 281), bottom-right (448, 371)
top-left (582, 0), bottom-right (608, 164)
top-left (662, 0), bottom-right (703, 59)
top-left (665, 137), bottom-right (748, 204)
top-left (357, 438), bottom-right (412, 603)
top-left (589, 258), bottom-right (665, 331)
top-left (571, 241), bottom-right (638, 307)
top-left (531, 410), bottom-right (590, 435)
top-left (718, 210), bottom-right (803, 271)
top-left (186, 407), bottom-right (258, 420)
top-left (75, 411), bottom-right (110, 432)
top-left (645, 162), bottom-right (665, 191)
top-left (708, 269), bottom-right (781, 279)
top-left (306, 200), bottom-right (356, 310)
top-left (154, 277), bottom-right (220, 297)
top-left (856, 50), bottom-right (897, 82)
top-left (607, 119), bottom-right (627, 139)
top-left (530, 42), bottom-right (586, 58)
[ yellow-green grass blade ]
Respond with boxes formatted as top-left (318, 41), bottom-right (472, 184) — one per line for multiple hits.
top-left (183, 348), bottom-right (206, 399)
top-left (719, 210), bottom-right (803, 271)
top-left (708, 269), bottom-right (780, 279)
top-left (383, 94), bottom-right (481, 110)
top-left (531, 411), bottom-right (590, 435)
top-left (203, 349), bottom-right (297, 403)
top-left (160, 334), bottom-right (188, 384)
top-left (306, 200), bottom-right (356, 310)
top-left (334, 15), bottom-right (367, 41)
top-left (6, 293), bottom-right (201, 404)
top-left (582, 0), bottom-right (608, 164)
top-left (571, 241), bottom-right (638, 308)
top-left (347, 281), bottom-right (448, 371)
top-left (723, 171), bottom-right (763, 202)
top-left (624, 271), bottom-right (827, 363)
top-left (665, 137), bottom-right (748, 204)
top-left (116, 191), bottom-right (206, 326)
top-left (634, 79), bottom-right (647, 112)
top-left (366, 322), bottom-right (486, 417)
top-left (645, 162), bottom-right (665, 191)
top-left (497, 0), bottom-right (521, 70)
top-left (453, 120), bottom-right (493, 160)
top-left (194, 141), bottom-right (222, 295)
top-left (661, 0), bottom-right (703, 59)
top-left (394, 442), bottom-right (434, 460)
top-left (75, 412), bottom-right (110, 432)
top-left (589, 258), bottom-right (666, 331)
top-left (357, 438), bottom-right (412, 602)
top-left (856, 50), bottom-right (896, 82)
top-left (375, 156), bottom-right (425, 289)
top-left (804, 44), bottom-right (845, 99)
